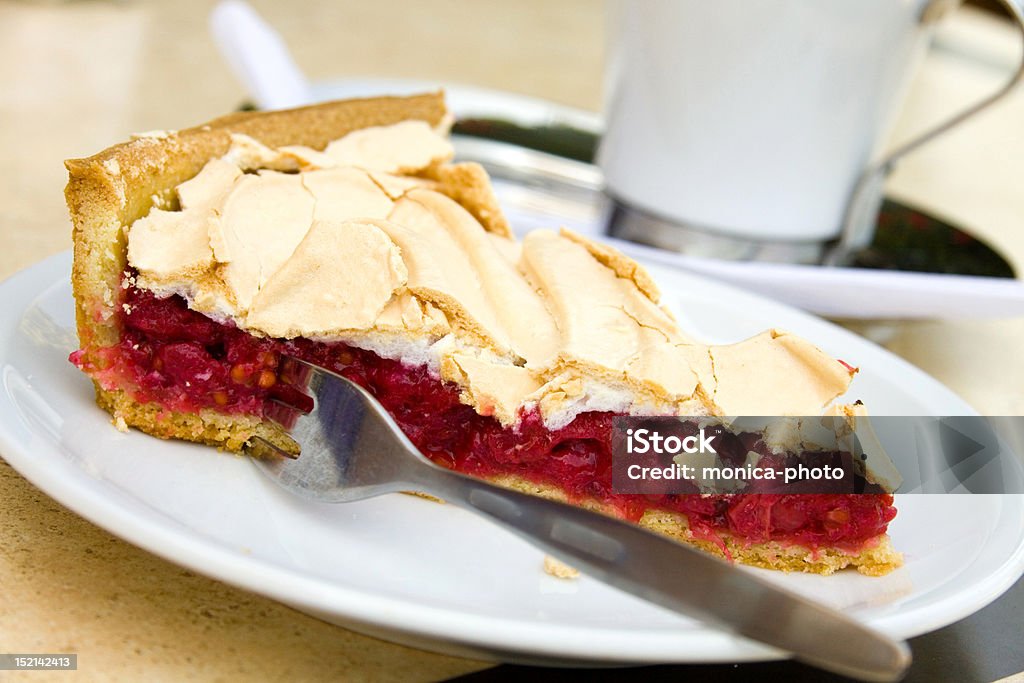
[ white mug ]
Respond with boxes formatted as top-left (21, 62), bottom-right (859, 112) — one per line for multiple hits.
top-left (598, 0), bottom-right (1023, 261)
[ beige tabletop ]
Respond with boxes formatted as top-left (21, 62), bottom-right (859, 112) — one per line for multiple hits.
top-left (1, 2), bottom-right (1022, 681)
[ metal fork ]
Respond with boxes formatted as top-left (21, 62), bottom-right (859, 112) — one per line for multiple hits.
top-left (249, 357), bottom-right (911, 682)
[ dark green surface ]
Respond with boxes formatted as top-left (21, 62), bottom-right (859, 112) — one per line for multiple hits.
top-left (853, 200), bottom-right (1014, 277)
top-left (453, 119), bottom-right (597, 164)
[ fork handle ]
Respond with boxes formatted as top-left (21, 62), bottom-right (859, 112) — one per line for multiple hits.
top-left (405, 464), bottom-right (909, 682)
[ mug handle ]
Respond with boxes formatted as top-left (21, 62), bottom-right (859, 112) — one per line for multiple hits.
top-left (826, 0), bottom-right (1024, 266)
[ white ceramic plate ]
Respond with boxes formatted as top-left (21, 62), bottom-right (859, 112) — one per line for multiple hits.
top-left (2, 251), bottom-right (1022, 665)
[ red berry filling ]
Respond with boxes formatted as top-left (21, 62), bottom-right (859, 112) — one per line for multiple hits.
top-left (72, 284), bottom-right (896, 554)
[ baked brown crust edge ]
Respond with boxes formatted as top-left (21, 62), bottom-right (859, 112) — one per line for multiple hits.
top-left (487, 475), bottom-right (903, 576)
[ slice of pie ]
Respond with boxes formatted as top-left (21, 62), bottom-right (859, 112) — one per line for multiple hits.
top-left (66, 92), bottom-right (901, 576)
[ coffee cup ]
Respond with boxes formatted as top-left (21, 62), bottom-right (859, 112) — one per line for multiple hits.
top-left (598, 0), bottom-right (1024, 263)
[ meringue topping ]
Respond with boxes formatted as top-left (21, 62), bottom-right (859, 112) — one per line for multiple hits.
top-left (126, 121), bottom-right (856, 427)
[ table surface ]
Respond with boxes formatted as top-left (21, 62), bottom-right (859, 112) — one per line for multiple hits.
top-left (1, 1), bottom-right (1022, 681)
